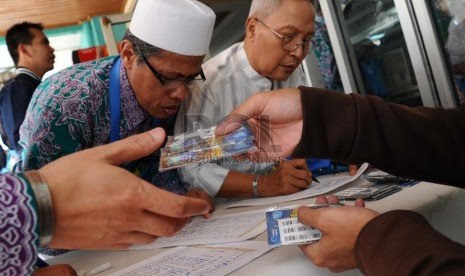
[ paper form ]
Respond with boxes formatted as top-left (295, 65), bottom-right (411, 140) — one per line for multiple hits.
top-left (225, 163), bottom-right (369, 208)
top-left (131, 209), bottom-right (266, 250)
top-left (113, 241), bottom-right (272, 276)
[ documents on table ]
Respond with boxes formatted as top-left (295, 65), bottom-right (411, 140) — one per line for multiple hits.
top-left (113, 241), bottom-right (271, 276)
top-left (226, 163), bottom-right (369, 208)
top-left (131, 209), bottom-right (267, 250)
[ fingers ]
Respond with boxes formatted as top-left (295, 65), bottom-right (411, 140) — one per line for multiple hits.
top-left (355, 198), bottom-right (365, 207)
top-left (288, 158), bottom-right (308, 170)
top-left (186, 188), bottom-right (215, 213)
top-left (126, 211), bottom-right (190, 239)
top-left (292, 171), bottom-right (312, 188)
top-left (348, 164), bottom-right (358, 176)
top-left (315, 195), bottom-right (364, 207)
top-left (315, 195), bottom-right (328, 205)
top-left (277, 160), bottom-right (311, 189)
top-left (314, 195), bottom-right (340, 205)
top-left (327, 195), bottom-right (340, 204)
top-left (290, 178), bottom-right (311, 189)
top-left (141, 185), bottom-right (210, 219)
top-left (99, 128), bottom-right (166, 165)
top-left (126, 231), bottom-right (157, 245)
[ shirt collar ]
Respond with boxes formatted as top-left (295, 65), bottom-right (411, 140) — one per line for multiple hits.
top-left (119, 61), bottom-right (149, 130)
top-left (16, 67), bottom-right (41, 81)
top-left (237, 42), bottom-right (273, 90)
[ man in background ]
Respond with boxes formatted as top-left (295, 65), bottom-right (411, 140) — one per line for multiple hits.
top-left (0, 22), bottom-right (54, 170)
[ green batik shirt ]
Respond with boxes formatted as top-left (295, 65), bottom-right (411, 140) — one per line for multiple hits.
top-left (18, 56), bottom-right (187, 194)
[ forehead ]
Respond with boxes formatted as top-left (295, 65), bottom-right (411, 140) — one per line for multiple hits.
top-left (29, 28), bottom-right (46, 42)
top-left (154, 51), bottom-right (204, 76)
top-left (265, 1), bottom-right (315, 29)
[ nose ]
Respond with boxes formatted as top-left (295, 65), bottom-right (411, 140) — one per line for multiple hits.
top-left (169, 84), bottom-right (188, 101)
top-left (289, 44), bottom-right (306, 59)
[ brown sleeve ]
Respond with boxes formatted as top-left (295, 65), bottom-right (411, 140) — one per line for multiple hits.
top-left (292, 86), bottom-right (465, 187)
top-left (355, 210), bottom-right (465, 275)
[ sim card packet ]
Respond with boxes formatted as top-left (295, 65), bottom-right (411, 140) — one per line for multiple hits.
top-left (333, 184), bottom-right (401, 201)
top-left (266, 205), bottom-right (324, 247)
top-left (364, 170), bottom-right (419, 187)
top-left (159, 124), bottom-right (256, 171)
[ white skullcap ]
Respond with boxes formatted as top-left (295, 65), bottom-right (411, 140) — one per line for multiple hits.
top-left (129, 0), bottom-right (216, 56)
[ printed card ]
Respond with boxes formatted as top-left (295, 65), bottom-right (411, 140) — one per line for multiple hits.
top-left (159, 124), bottom-right (256, 171)
top-left (266, 206), bottom-right (322, 246)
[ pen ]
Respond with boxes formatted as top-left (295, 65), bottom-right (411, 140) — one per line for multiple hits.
top-left (35, 257), bottom-right (49, 268)
top-left (311, 175), bottom-right (320, 183)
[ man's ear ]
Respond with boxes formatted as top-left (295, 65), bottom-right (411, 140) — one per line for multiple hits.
top-left (18, 44), bottom-right (32, 57)
top-left (119, 40), bottom-right (136, 69)
top-left (245, 17), bottom-right (257, 39)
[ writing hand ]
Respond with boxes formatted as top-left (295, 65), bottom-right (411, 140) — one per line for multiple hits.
top-left (259, 159), bottom-right (312, 196)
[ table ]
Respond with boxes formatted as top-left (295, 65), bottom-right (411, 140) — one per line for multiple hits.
top-left (48, 180), bottom-right (465, 275)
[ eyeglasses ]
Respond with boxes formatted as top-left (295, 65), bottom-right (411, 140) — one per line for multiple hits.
top-left (255, 18), bottom-right (314, 53)
top-left (136, 46), bottom-right (206, 90)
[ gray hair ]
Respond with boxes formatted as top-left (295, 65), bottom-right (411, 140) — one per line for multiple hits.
top-left (248, 0), bottom-right (314, 20)
top-left (122, 30), bottom-right (164, 65)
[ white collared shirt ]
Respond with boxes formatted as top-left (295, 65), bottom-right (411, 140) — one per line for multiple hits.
top-left (175, 42), bottom-right (307, 195)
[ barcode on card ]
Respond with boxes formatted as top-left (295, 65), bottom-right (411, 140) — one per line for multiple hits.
top-left (266, 206), bottom-right (323, 246)
top-left (278, 218), bottom-right (322, 245)
top-left (284, 232), bottom-right (321, 242)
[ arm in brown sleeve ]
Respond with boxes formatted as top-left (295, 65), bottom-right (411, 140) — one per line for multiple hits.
top-left (292, 86), bottom-right (465, 187)
top-left (355, 210), bottom-right (465, 275)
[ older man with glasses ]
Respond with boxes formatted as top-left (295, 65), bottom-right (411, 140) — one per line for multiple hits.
top-left (175, 0), bottom-right (335, 199)
top-left (18, 0), bottom-right (215, 199)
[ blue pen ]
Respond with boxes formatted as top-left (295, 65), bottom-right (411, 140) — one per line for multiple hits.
top-left (35, 257), bottom-right (49, 268)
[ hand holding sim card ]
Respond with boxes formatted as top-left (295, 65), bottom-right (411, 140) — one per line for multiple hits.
top-left (266, 204), bottom-right (343, 246)
top-left (296, 195), bottom-right (379, 271)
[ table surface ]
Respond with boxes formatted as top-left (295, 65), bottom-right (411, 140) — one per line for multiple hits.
top-left (47, 180), bottom-right (465, 275)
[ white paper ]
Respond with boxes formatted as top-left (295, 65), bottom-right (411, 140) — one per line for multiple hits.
top-left (131, 209), bottom-right (266, 250)
top-left (113, 241), bottom-right (272, 276)
top-left (225, 163), bottom-right (369, 208)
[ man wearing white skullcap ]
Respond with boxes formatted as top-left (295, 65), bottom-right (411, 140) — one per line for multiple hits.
top-left (17, 0), bottom-right (216, 255)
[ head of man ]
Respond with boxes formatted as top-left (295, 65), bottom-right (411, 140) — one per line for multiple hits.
top-left (6, 22), bottom-right (55, 78)
top-left (120, 0), bottom-right (215, 119)
top-left (244, 0), bottom-right (315, 81)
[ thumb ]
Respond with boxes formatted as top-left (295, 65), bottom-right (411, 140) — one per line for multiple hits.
top-left (101, 127), bottom-right (166, 165)
top-left (297, 206), bottom-right (322, 227)
top-left (216, 92), bottom-right (268, 136)
top-left (216, 113), bottom-right (250, 136)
